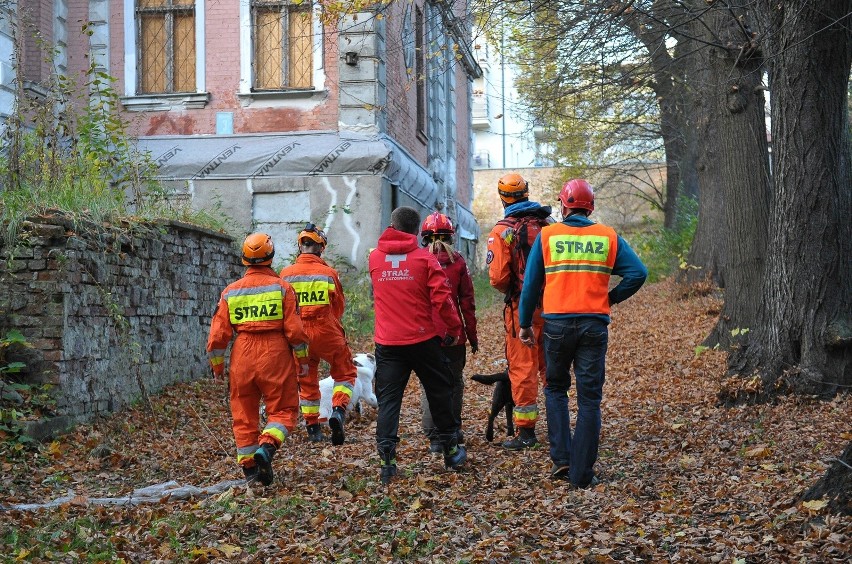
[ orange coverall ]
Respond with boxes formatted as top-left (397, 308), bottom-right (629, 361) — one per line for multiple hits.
top-left (207, 266), bottom-right (310, 469)
top-left (486, 221), bottom-right (546, 430)
top-left (280, 253), bottom-right (357, 425)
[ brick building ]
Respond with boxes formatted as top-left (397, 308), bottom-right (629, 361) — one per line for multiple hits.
top-left (1, 0), bottom-right (482, 267)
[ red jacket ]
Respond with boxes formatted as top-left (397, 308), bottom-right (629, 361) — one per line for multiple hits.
top-left (369, 227), bottom-right (462, 345)
top-left (431, 249), bottom-right (477, 346)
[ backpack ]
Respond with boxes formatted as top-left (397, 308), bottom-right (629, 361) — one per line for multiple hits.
top-left (495, 211), bottom-right (553, 300)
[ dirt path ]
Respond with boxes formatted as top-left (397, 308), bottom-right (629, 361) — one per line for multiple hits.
top-left (0, 280), bottom-right (848, 561)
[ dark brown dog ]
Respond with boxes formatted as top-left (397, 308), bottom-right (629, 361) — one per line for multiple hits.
top-left (471, 370), bottom-right (514, 442)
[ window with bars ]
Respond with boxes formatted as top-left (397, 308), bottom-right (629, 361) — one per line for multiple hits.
top-left (252, 0), bottom-right (313, 90)
top-left (136, 0), bottom-right (196, 94)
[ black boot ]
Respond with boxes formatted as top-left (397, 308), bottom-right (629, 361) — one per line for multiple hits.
top-left (253, 443), bottom-right (277, 486)
top-left (306, 423), bottom-right (327, 442)
top-left (502, 427), bottom-right (539, 450)
top-left (242, 465), bottom-right (258, 482)
top-left (329, 406), bottom-right (346, 446)
top-left (442, 434), bottom-right (467, 470)
top-left (379, 450), bottom-right (397, 484)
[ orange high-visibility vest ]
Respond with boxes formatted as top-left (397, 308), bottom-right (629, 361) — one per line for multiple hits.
top-left (541, 222), bottom-right (618, 315)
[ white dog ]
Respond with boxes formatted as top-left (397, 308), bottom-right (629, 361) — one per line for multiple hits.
top-left (318, 352), bottom-right (377, 422)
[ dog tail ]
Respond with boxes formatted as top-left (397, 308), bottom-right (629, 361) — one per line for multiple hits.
top-left (471, 370), bottom-right (510, 386)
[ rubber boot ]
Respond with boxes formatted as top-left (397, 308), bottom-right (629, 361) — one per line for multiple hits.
top-left (502, 427), bottom-right (539, 450)
top-left (379, 450), bottom-right (397, 485)
top-left (242, 465), bottom-right (258, 482)
top-left (253, 443), bottom-right (277, 486)
top-left (442, 434), bottom-right (467, 471)
top-left (329, 406), bottom-right (346, 446)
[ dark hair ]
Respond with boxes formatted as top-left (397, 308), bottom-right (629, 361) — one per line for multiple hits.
top-left (391, 206), bottom-right (421, 235)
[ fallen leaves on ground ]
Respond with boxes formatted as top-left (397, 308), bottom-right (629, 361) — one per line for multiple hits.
top-left (0, 279), bottom-right (848, 562)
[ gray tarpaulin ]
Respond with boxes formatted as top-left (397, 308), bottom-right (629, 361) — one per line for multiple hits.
top-left (134, 131), bottom-right (479, 240)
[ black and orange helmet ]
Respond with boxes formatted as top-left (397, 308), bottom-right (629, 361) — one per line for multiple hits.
top-left (420, 212), bottom-right (454, 245)
top-left (497, 173), bottom-right (529, 204)
top-left (241, 232), bottom-right (275, 266)
top-left (298, 223), bottom-right (328, 248)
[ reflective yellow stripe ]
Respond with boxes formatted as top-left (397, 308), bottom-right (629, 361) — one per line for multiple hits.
top-left (286, 276), bottom-right (335, 307)
top-left (225, 285), bottom-right (284, 324)
top-left (293, 343), bottom-right (309, 358)
top-left (262, 423), bottom-right (287, 444)
top-left (514, 406), bottom-right (538, 421)
top-left (301, 405), bottom-right (320, 415)
top-left (545, 263), bottom-right (613, 275)
top-left (208, 349), bottom-right (226, 366)
top-left (237, 444), bottom-right (259, 465)
top-left (333, 383), bottom-right (354, 397)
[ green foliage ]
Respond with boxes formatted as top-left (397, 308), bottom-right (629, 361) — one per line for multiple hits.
top-left (339, 269), bottom-right (375, 341)
top-left (0, 26), bottom-right (231, 245)
top-left (472, 270), bottom-right (502, 311)
top-left (631, 196), bottom-right (698, 282)
top-left (0, 330), bottom-right (54, 450)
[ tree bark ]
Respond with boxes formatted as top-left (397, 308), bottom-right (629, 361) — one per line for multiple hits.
top-left (733, 0), bottom-right (852, 393)
top-left (696, 2), bottom-right (771, 346)
top-left (801, 441), bottom-right (852, 516)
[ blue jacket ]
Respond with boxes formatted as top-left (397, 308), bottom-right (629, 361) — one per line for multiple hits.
top-left (518, 215), bottom-right (647, 326)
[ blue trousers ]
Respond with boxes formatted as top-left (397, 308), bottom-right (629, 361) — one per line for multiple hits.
top-left (543, 317), bottom-right (608, 487)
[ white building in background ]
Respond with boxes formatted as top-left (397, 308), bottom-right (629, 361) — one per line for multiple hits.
top-left (470, 27), bottom-right (546, 170)
top-left (0, 3), bottom-right (16, 124)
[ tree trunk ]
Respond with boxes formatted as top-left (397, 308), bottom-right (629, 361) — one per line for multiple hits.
top-left (704, 4), bottom-right (772, 349)
top-left (801, 441), bottom-right (852, 516)
top-left (733, 0), bottom-right (852, 393)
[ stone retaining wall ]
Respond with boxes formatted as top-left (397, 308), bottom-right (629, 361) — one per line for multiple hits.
top-left (0, 215), bottom-right (242, 439)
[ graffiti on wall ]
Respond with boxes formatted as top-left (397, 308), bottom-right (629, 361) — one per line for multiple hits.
top-left (321, 176), bottom-right (361, 265)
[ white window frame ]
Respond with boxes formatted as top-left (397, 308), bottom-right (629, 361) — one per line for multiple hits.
top-left (121, 0), bottom-right (208, 111)
top-left (238, 0), bottom-right (326, 104)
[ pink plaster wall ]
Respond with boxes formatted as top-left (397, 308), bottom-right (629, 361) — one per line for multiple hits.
top-left (107, 0), bottom-right (339, 136)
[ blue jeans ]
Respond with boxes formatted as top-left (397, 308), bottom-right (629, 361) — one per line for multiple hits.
top-left (543, 317), bottom-right (608, 487)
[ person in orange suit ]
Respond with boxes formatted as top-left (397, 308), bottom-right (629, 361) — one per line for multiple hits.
top-left (486, 172), bottom-right (553, 450)
top-left (207, 233), bottom-right (310, 486)
top-left (280, 223), bottom-right (358, 446)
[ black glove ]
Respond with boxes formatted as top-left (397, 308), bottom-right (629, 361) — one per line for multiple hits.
top-left (470, 341), bottom-right (479, 354)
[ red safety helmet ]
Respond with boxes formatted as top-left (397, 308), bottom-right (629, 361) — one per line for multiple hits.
top-left (558, 179), bottom-right (595, 212)
top-left (298, 222), bottom-right (328, 248)
top-left (497, 173), bottom-right (529, 204)
top-left (420, 212), bottom-right (454, 244)
top-left (242, 232), bottom-right (275, 266)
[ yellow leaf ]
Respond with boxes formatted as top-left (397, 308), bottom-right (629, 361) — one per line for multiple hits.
top-left (218, 544), bottom-right (242, 557)
top-left (802, 499), bottom-right (828, 511)
top-left (671, 423), bottom-right (685, 430)
top-left (410, 498), bottom-right (422, 511)
top-left (16, 548), bottom-right (31, 561)
top-left (48, 441), bottom-right (62, 457)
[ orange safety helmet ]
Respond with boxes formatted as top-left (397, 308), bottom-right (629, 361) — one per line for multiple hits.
top-left (559, 179), bottom-right (595, 212)
top-left (497, 172), bottom-right (529, 204)
top-left (420, 212), bottom-right (454, 244)
top-left (242, 232), bottom-right (275, 266)
top-left (298, 222), bottom-right (328, 248)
